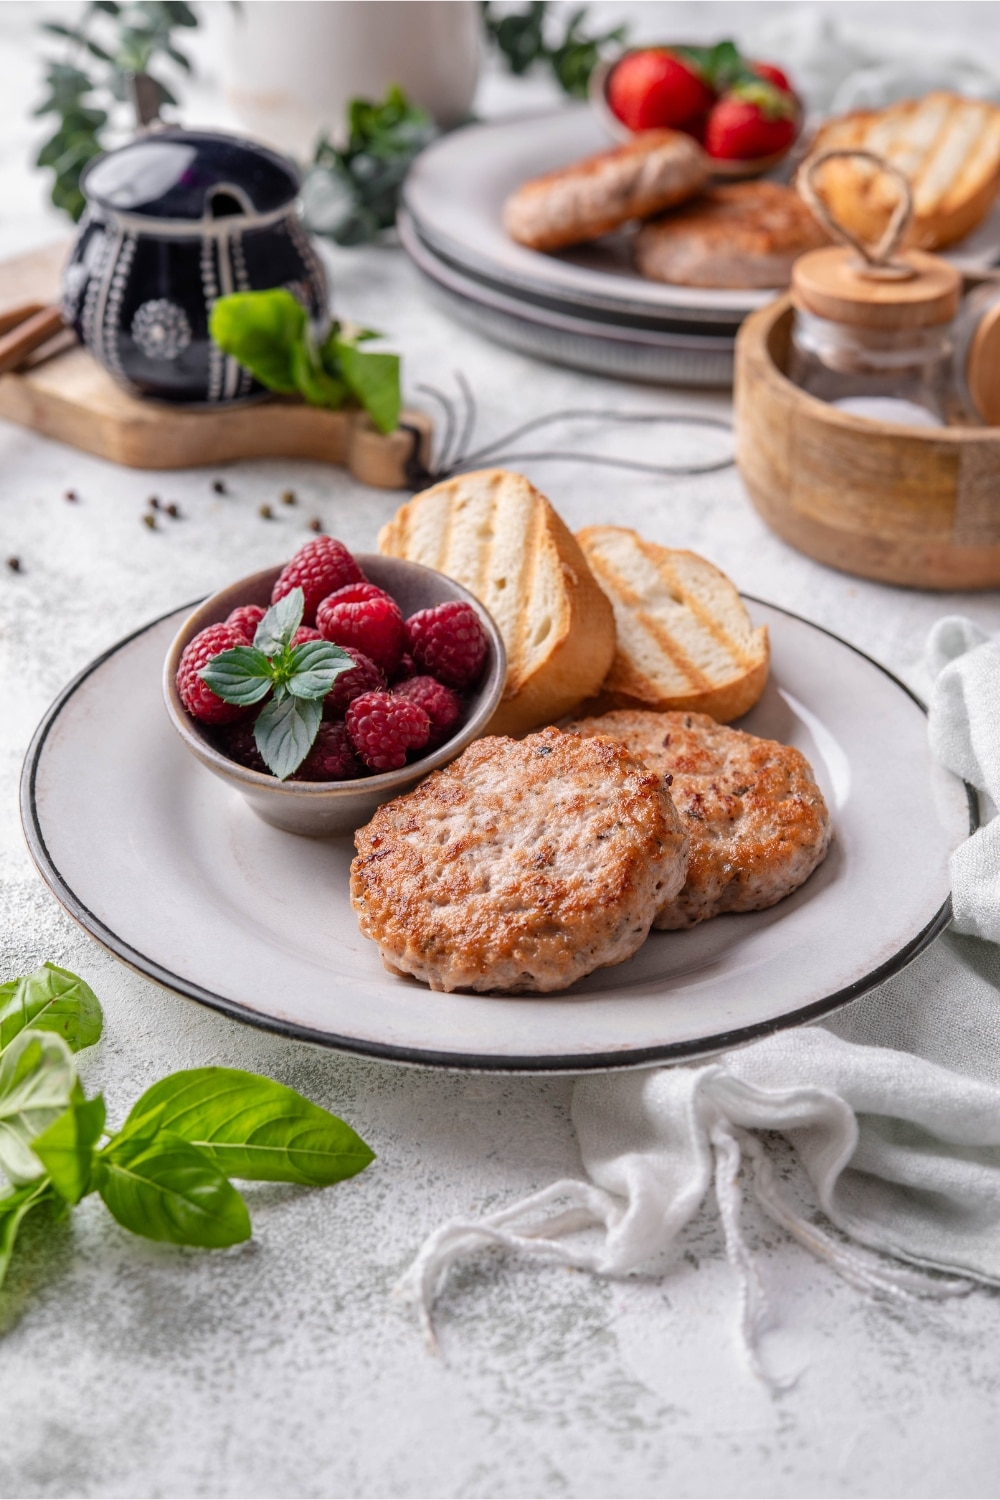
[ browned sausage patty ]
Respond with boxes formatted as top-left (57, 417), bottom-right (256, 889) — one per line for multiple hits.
top-left (350, 726), bottom-right (689, 993)
top-left (566, 709), bottom-right (831, 929)
top-left (504, 131), bottom-right (708, 252)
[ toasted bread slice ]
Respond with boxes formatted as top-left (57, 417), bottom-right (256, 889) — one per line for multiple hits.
top-left (809, 92), bottom-right (1000, 250)
top-left (503, 130), bottom-right (709, 252)
top-left (379, 469), bottom-right (616, 736)
top-left (575, 527), bottom-right (768, 722)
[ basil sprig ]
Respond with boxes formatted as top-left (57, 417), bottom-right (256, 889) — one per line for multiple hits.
top-left (198, 587), bottom-right (353, 780)
top-left (0, 964), bottom-right (374, 1297)
top-left (209, 289), bottom-right (402, 435)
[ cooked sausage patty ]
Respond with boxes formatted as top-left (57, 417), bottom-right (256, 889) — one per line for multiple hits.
top-left (504, 131), bottom-right (708, 252)
top-left (634, 181), bottom-right (829, 288)
top-left (350, 726), bottom-right (689, 993)
top-left (566, 709), bottom-right (831, 929)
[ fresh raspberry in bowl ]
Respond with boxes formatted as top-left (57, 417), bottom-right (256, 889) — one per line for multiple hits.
top-left (271, 535), bottom-right (365, 624)
top-left (322, 647), bottom-right (386, 719)
top-left (346, 691), bottom-right (431, 771)
top-left (317, 582), bottom-right (406, 675)
top-left (405, 600), bottom-right (488, 690)
top-left (176, 623), bottom-right (253, 726)
top-left (393, 675), bottom-right (463, 748)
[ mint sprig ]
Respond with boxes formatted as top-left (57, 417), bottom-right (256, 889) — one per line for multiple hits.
top-left (0, 964), bottom-right (375, 1299)
top-left (198, 587), bottom-right (353, 779)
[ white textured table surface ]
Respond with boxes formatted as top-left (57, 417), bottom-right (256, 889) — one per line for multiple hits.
top-left (3, 5), bottom-right (1000, 1497)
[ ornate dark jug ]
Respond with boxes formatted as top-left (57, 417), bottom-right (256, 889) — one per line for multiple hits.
top-left (63, 129), bottom-right (328, 405)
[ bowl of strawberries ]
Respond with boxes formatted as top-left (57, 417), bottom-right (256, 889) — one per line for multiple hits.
top-left (591, 39), bottom-right (802, 178)
top-left (164, 536), bottom-right (506, 837)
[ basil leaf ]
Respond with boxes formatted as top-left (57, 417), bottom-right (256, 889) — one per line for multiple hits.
top-left (286, 640), bottom-right (352, 700)
top-left (0, 1031), bottom-right (77, 1185)
top-left (0, 1180), bottom-right (53, 1292)
top-left (253, 588), bottom-right (305, 656)
top-left (31, 1091), bottom-right (106, 1205)
top-left (253, 692), bottom-right (322, 779)
top-left (198, 645), bottom-right (274, 706)
top-left (208, 289), bottom-right (306, 394)
top-left (291, 339), bottom-right (347, 409)
top-left (115, 1068), bottom-right (375, 1186)
top-left (99, 1131), bottom-right (251, 1248)
top-left (0, 963), bottom-right (102, 1054)
top-left (327, 336), bottom-right (400, 434)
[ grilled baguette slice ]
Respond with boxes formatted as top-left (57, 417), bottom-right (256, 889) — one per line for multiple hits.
top-left (378, 469), bottom-right (616, 736)
top-left (575, 527), bottom-right (768, 722)
top-left (809, 92), bottom-right (1000, 250)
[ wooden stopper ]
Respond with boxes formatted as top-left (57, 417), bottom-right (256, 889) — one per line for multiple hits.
top-left (967, 296), bottom-right (1000, 426)
top-left (792, 246), bottom-right (961, 329)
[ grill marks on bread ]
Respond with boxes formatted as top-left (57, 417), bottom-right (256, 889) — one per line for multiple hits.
top-left (576, 527), bottom-right (769, 722)
top-left (567, 709), bottom-right (831, 930)
top-left (379, 470), bottom-right (616, 735)
top-left (350, 727), bottom-right (689, 993)
top-left (810, 92), bottom-right (1000, 249)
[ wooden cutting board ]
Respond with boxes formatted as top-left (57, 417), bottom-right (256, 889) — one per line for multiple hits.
top-left (0, 242), bottom-right (432, 487)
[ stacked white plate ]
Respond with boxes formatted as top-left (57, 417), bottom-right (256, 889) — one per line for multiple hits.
top-left (401, 105), bottom-right (1000, 388)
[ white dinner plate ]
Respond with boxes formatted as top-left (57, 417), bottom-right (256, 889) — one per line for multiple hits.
top-left (21, 599), bottom-right (973, 1073)
top-left (403, 107), bottom-right (1000, 330)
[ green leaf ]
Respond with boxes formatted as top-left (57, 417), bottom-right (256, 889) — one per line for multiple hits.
top-left (286, 640), bottom-right (352, 700)
top-left (253, 692), bottom-right (322, 779)
top-left (253, 588), bottom-right (304, 656)
top-left (290, 339), bottom-right (347, 409)
top-left (99, 1132), bottom-right (251, 1248)
top-left (209, 290), bottom-right (306, 394)
top-left (31, 1092), bottom-right (106, 1205)
top-left (115, 1068), bottom-right (375, 1186)
top-left (0, 964), bottom-right (103, 1054)
top-left (328, 338), bottom-right (400, 434)
top-left (198, 645), bottom-right (274, 706)
top-left (0, 1181), bottom-right (53, 1293)
top-left (0, 1031), bottom-right (77, 1185)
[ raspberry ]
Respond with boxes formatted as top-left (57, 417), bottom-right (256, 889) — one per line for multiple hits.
top-left (393, 675), bottom-right (463, 747)
top-left (291, 625), bottom-right (323, 646)
top-left (405, 601), bottom-right (488, 690)
top-left (217, 719), bottom-right (267, 773)
top-left (346, 691), bottom-right (431, 771)
top-left (321, 646), bottom-right (386, 719)
top-left (316, 582), bottom-right (405, 674)
top-left (176, 623), bottom-right (252, 726)
top-left (271, 537), bottom-right (365, 624)
top-left (292, 721), bottom-right (362, 782)
top-left (391, 652), bottom-right (416, 683)
top-left (227, 604), bottom-right (265, 642)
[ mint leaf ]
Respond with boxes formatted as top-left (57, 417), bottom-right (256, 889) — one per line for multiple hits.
top-left (0, 964), bottom-right (102, 1055)
top-left (286, 640), bottom-right (352, 700)
top-left (253, 588), bottom-right (304, 656)
top-left (198, 645), bottom-right (274, 707)
top-left (0, 1180), bottom-right (53, 1293)
top-left (326, 335), bottom-right (400, 434)
top-left (114, 1068), bottom-right (375, 1186)
top-left (31, 1091), bottom-right (106, 1205)
top-left (99, 1131), bottom-right (251, 1248)
top-left (253, 692), bottom-right (322, 779)
top-left (209, 289), bottom-right (306, 394)
top-left (0, 1031), bottom-right (77, 1185)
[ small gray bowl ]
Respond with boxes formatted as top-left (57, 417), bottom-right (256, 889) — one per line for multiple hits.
top-left (163, 554), bottom-right (506, 837)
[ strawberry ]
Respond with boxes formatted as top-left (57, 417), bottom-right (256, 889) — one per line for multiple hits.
top-left (705, 81), bottom-right (798, 161)
top-left (607, 48), bottom-right (715, 132)
top-left (752, 61), bottom-right (794, 95)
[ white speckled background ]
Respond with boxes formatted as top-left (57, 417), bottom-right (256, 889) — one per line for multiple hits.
top-left (2, 4), bottom-right (1000, 1495)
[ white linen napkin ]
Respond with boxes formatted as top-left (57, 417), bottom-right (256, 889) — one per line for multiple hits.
top-left (399, 619), bottom-right (1000, 1385)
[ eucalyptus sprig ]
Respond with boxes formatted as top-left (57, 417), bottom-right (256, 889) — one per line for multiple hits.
top-left (34, 1), bottom-right (200, 221)
top-left (0, 964), bottom-right (374, 1298)
top-left (481, 1), bottom-right (628, 99)
top-left (199, 586), bottom-right (353, 779)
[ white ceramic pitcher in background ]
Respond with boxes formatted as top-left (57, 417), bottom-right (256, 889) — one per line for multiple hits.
top-left (220, 1), bottom-right (482, 159)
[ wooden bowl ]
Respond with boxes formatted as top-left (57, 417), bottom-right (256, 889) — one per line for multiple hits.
top-left (734, 296), bottom-right (1000, 590)
top-left (589, 58), bottom-right (800, 181)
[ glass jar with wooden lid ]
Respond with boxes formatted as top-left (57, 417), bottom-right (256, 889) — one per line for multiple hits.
top-left (788, 151), bottom-right (962, 427)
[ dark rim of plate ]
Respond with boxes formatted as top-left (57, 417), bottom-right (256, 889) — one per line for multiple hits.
top-left (20, 596), bottom-right (978, 1074)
